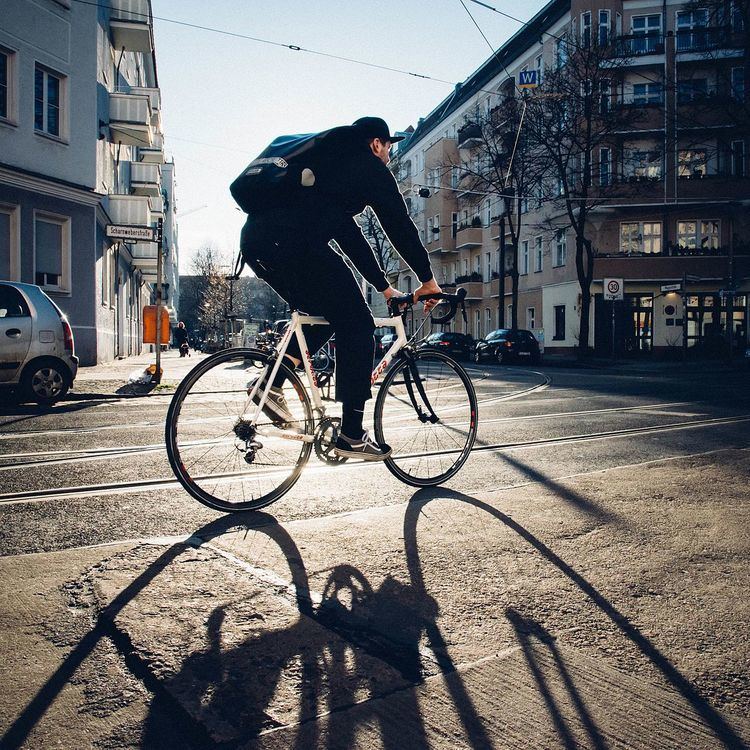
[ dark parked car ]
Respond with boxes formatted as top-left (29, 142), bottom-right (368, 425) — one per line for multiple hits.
top-left (474, 329), bottom-right (541, 365)
top-left (417, 331), bottom-right (475, 360)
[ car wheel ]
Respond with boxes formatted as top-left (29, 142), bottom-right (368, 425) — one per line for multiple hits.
top-left (22, 359), bottom-right (70, 405)
top-left (495, 349), bottom-right (505, 365)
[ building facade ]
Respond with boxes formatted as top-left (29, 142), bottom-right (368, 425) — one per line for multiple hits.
top-left (0, 0), bottom-right (177, 365)
top-left (391, 0), bottom-right (748, 357)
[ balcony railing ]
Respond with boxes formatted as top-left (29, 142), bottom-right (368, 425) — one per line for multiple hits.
top-left (676, 85), bottom-right (720, 104)
top-left (138, 132), bottom-right (164, 164)
top-left (107, 194), bottom-right (152, 226)
top-left (613, 34), bottom-right (664, 56)
top-left (676, 26), bottom-right (736, 52)
top-left (616, 94), bottom-right (664, 107)
top-left (458, 123), bottom-right (482, 149)
top-left (109, 0), bottom-right (152, 53)
top-left (109, 91), bottom-right (153, 147)
top-left (455, 226), bottom-right (483, 249)
top-left (130, 162), bottom-right (161, 197)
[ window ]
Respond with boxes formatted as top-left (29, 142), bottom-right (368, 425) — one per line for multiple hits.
top-left (620, 221), bottom-right (662, 253)
top-left (475, 309), bottom-right (481, 339)
top-left (632, 82), bottom-right (662, 105)
top-left (581, 11), bottom-right (592, 46)
top-left (555, 39), bottom-right (568, 68)
top-left (631, 15), bottom-right (661, 53)
top-left (463, 259), bottom-right (469, 276)
top-left (0, 47), bottom-right (15, 123)
top-left (0, 205), bottom-right (19, 281)
top-left (34, 214), bottom-right (69, 292)
top-left (427, 216), bottom-right (433, 242)
top-left (732, 67), bottom-right (745, 101)
top-left (731, 140), bottom-right (745, 177)
top-left (625, 149), bottom-right (662, 179)
top-left (678, 149), bottom-right (707, 178)
top-left (484, 200), bottom-right (491, 227)
top-left (598, 10), bottom-right (610, 46)
top-left (599, 147), bottom-right (611, 186)
top-left (534, 236), bottom-right (543, 272)
top-left (599, 79), bottom-right (611, 114)
top-left (527, 307), bottom-right (536, 330)
top-left (676, 9), bottom-right (709, 51)
top-left (404, 275), bottom-right (412, 293)
top-left (0, 284), bottom-right (30, 319)
top-left (451, 211), bottom-right (458, 237)
top-left (554, 230), bottom-right (567, 266)
top-left (677, 78), bottom-right (708, 103)
top-left (486, 308), bottom-right (491, 333)
top-left (366, 285), bottom-right (373, 305)
top-left (485, 252), bottom-right (491, 281)
top-left (433, 214), bottom-right (440, 241)
top-left (520, 241), bottom-right (529, 275)
top-left (677, 220), bottom-right (719, 250)
top-left (553, 305), bottom-right (566, 340)
top-left (535, 54), bottom-right (544, 84)
top-left (34, 65), bottom-right (64, 138)
top-left (474, 254), bottom-right (480, 275)
top-left (451, 166), bottom-right (459, 189)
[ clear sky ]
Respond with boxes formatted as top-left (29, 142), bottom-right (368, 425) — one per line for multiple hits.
top-left (151, 0), bottom-right (548, 273)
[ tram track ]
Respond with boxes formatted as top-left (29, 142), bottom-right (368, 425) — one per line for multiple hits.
top-left (0, 398), bottom-right (705, 470)
top-left (1, 412), bottom-right (748, 506)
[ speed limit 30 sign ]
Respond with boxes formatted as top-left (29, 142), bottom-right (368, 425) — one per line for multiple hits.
top-left (603, 278), bottom-right (624, 301)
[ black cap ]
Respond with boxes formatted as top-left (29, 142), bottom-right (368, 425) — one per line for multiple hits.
top-left (351, 117), bottom-right (405, 143)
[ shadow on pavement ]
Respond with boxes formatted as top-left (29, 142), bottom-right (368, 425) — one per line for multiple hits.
top-left (408, 487), bottom-right (747, 750)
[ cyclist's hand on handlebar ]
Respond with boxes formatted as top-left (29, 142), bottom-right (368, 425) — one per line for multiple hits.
top-left (382, 286), bottom-right (409, 311)
top-left (414, 278), bottom-right (442, 313)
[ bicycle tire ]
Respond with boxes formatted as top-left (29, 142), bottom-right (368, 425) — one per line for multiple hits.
top-left (165, 348), bottom-right (313, 512)
top-left (374, 350), bottom-right (478, 487)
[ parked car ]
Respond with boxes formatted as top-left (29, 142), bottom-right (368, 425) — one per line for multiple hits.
top-left (0, 282), bottom-right (78, 404)
top-left (377, 332), bottom-right (399, 357)
top-left (417, 331), bottom-right (475, 360)
top-left (474, 328), bottom-right (541, 365)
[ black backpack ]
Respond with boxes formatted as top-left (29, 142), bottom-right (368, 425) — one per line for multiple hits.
top-left (229, 128), bottom-right (338, 214)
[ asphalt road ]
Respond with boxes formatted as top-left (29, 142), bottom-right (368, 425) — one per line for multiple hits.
top-left (1, 354), bottom-right (749, 749)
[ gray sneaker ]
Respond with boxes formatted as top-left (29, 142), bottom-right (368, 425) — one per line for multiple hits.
top-left (334, 431), bottom-right (392, 461)
top-left (247, 374), bottom-right (293, 426)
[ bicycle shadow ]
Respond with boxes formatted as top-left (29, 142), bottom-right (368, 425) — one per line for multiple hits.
top-left (405, 487), bottom-right (748, 750)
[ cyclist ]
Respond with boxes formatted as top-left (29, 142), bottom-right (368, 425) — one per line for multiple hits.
top-left (240, 116), bottom-right (441, 460)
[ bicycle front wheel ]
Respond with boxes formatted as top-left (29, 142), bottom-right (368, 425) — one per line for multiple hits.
top-left (165, 348), bottom-right (313, 512)
top-left (374, 351), bottom-right (478, 487)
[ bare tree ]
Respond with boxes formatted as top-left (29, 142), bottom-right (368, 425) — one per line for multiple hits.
top-left (523, 31), bottom-right (644, 357)
top-left (358, 207), bottom-right (400, 283)
top-left (190, 245), bottom-right (230, 341)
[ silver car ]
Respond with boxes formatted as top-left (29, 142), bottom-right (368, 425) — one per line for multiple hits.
top-left (0, 282), bottom-right (78, 404)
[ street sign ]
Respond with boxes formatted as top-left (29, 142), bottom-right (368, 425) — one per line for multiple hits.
top-left (518, 70), bottom-right (539, 89)
top-left (106, 224), bottom-right (157, 242)
top-left (603, 277), bottom-right (624, 301)
top-left (661, 283), bottom-right (682, 293)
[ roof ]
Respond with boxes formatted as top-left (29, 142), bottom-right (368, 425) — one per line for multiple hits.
top-left (396, 0), bottom-right (570, 157)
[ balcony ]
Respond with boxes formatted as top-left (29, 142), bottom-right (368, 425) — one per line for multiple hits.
top-left (613, 34), bottom-right (664, 57)
top-left (130, 243), bottom-right (158, 272)
top-left (109, 0), bottom-right (152, 53)
top-left (130, 162), bottom-right (161, 197)
top-left (676, 172), bottom-right (750, 199)
top-left (458, 123), bottom-right (482, 149)
top-left (676, 27), bottom-right (739, 53)
top-left (107, 194), bottom-right (152, 226)
top-left (430, 235), bottom-right (457, 254)
top-left (109, 91), bottom-right (153, 147)
top-left (454, 275), bottom-right (484, 300)
top-left (455, 226), bottom-right (483, 249)
top-left (149, 195), bottom-right (164, 218)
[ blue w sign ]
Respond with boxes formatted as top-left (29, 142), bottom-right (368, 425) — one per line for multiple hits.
top-left (518, 70), bottom-right (538, 88)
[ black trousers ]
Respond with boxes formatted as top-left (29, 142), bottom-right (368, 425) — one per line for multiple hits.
top-left (241, 219), bottom-right (375, 405)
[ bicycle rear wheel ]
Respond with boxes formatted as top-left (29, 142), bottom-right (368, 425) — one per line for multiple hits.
top-left (165, 348), bottom-right (313, 512)
top-left (374, 350), bottom-right (478, 487)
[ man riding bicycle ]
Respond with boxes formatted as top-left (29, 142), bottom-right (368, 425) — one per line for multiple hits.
top-left (240, 117), bottom-right (441, 460)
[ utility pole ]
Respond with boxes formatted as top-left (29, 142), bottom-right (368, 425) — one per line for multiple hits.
top-left (155, 217), bottom-right (164, 383)
top-left (498, 213), bottom-right (506, 328)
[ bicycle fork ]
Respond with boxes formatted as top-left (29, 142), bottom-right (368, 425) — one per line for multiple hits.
top-left (401, 353), bottom-right (440, 424)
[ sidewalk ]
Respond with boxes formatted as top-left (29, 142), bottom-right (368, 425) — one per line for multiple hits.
top-left (2, 449), bottom-right (749, 748)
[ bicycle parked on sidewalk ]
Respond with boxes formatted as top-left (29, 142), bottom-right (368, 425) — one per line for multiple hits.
top-left (165, 289), bottom-right (477, 512)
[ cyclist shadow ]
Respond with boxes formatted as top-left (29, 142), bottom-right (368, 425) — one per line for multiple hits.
top-left (139, 518), bottom-right (449, 749)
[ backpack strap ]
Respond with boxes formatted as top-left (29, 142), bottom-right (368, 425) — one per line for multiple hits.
top-left (227, 246), bottom-right (245, 280)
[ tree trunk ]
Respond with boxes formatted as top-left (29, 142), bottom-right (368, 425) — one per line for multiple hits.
top-left (575, 234), bottom-right (595, 359)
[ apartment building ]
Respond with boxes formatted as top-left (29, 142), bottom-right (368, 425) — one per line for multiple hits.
top-left (0, 0), bottom-right (178, 365)
top-left (391, 0), bottom-right (749, 357)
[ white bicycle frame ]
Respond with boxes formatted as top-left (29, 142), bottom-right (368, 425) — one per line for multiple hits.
top-left (246, 311), bottom-right (409, 440)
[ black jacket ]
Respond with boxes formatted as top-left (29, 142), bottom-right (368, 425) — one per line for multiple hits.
top-left (246, 127), bottom-right (433, 293)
